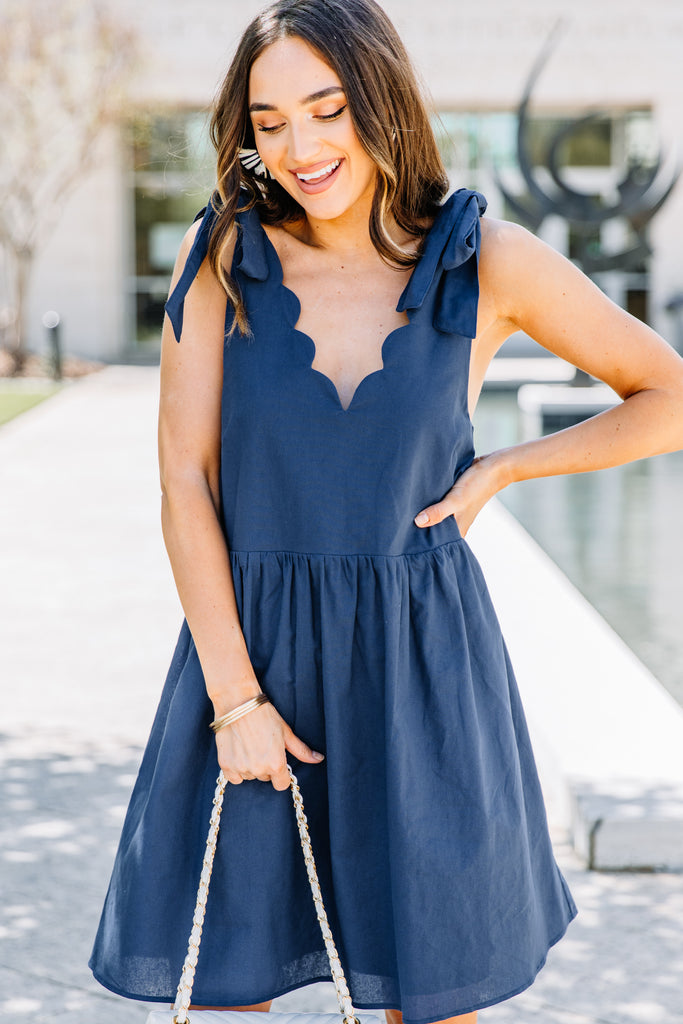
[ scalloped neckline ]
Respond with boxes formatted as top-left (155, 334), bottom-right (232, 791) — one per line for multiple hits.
top-left (260, 227), bottom-right (415, 413)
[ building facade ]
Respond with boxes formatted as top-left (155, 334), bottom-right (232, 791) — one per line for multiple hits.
top-left (18, 0), bottom-right (683, 361)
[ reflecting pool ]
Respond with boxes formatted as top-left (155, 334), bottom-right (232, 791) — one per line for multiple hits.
top-left (473, 391), bottom-right (683, 708)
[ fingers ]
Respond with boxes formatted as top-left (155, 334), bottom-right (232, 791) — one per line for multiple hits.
top-left (270, 764), bottom-right (293, 791)
top-left (415, 502), bottom-right (468, 537)
top-left (222, 762), bottom-right (289, 790)
top-left (284, 728), bottom-right (325, 765)
top-left (415, 483), bottom-right (469, 530)
top-left (224, 769), bottom-right (269, 784)
top-left (414, 500), bottom-right (454, 528)
top-left (218, 722), bottom-right (324, 791)
top-left (223, 767), bottom-right (268, 785)
top-left (415, 457), bottom-right (498, 533)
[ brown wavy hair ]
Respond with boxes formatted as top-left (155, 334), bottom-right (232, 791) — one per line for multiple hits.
top-left (208, 0), bottom-right (449, 334)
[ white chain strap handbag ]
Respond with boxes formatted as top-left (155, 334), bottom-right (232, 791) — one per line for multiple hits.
top-left (146, 766), bottom-right (383, 1024)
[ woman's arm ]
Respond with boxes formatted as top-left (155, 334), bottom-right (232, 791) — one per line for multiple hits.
top-left (159, 223), bottom-right (323, 787)
top-left (416, 218), bottom-right (683, 534)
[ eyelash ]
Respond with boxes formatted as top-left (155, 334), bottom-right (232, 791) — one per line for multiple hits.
top-left (256, 104), bottom-right (347, 134)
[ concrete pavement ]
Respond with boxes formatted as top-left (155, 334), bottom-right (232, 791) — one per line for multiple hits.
top-left (1, 366), bottom-right (682, 1023)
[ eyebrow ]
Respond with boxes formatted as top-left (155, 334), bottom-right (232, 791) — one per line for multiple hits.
top-left (249, 86), bottom-right (345, 113)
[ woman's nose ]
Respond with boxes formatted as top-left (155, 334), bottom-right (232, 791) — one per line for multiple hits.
top-left (287, 121), bottom-right (321, 166)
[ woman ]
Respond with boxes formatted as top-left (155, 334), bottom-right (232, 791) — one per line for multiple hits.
top-left (90, 1), bottom-right (683, 1021)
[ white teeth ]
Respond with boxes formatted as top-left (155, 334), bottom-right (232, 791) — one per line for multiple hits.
top-left (296, 159), bottom-right (340, 182)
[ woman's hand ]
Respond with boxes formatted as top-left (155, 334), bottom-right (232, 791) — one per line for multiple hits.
top-left (414, 452), bottom-right (508, 537)
top-left (215, 700), bottom-right (325, 791)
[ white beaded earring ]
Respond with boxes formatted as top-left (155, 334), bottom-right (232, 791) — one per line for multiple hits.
top-left (239, 147), bottom-right (270, 178)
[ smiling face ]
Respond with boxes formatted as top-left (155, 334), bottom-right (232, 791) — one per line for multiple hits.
top-left (248, 35), bottom-right (378, 222)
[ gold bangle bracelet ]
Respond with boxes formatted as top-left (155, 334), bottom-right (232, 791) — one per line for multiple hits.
top-left (210, 693), bottom-right (271, 734)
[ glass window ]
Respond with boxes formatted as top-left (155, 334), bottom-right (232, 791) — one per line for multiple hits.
top-left (626, 288), bottom-right (649, 324)
top-left (131, 112), bottom-right (214, 178)
top-left (127, 112), bottom-right (215, 347)
top-left (133, 190), bottom-right (206, 277)
top-left (623, 111), bottom-right (660, 168)
top-left (567, 219), bottom-right (602, 263)
top-left (433, 112), bottom-right (519, 172)
top-left (525, 116), bottom-right (613, 168)
top-left (435, 108), bottom-right (658, 176)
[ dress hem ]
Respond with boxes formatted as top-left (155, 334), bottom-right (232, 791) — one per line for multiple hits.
top-left (88, 910), bottom-right (577, 1024)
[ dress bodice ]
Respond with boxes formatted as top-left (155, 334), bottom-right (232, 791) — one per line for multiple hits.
top-left (166, 188), bottom-right (487, 557)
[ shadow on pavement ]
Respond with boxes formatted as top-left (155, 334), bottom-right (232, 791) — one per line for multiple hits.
top-left (2, 736), bottom-right (682, 1024)
top-left (0, 739), bottom-right (153, 1022)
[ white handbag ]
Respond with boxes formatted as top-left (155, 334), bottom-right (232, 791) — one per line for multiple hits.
top-left (146, 766), bottom-right (383, 1024)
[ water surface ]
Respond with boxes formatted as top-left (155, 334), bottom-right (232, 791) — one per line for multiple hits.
top-left (473, 391), bottom-right (683, 707)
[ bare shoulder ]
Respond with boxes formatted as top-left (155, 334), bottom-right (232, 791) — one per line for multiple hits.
top-left (477, 212), bottom-right (683, 401)
top-left (159, 214), bottom-right (237, 484)
top-left (479, 216), bottom-right (538, 283)
top-left (160, 213), bottom-right (234, 369)
top-left (169, 215), bottom-right (238, 294)
top-left (479, 214), bottom-right (593, 326)
top-left (170, 217), bottom-right (203, 286)
top-left (474, 217), bottom-right (531, 335)
top-left (180, 217), bottom-right (202, 257)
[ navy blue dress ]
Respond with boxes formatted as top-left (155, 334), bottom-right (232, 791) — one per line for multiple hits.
top-left (90, 188), bottom-right (577, 1022)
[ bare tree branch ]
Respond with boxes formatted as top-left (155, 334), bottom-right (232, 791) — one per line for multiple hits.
top-left (0, 0), bottom-right (137, 369)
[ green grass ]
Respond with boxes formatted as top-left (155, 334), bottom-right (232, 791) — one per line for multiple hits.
top-left (0, 388), bottom-right (59, 427)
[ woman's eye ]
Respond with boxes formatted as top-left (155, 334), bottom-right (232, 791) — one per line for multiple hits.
top-left (317, 104), bottom-right (347, 122)
top-left (256, 122), bottom-right (285, 134)
top-left (255, 104), bottom-right (346, 134)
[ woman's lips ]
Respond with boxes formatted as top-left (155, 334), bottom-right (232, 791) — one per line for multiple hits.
top-left (290, 158), bottom-right (344, 195)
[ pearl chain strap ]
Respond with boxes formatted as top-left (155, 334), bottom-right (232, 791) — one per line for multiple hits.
top-left (172, 767), bottom-right (360, 1024)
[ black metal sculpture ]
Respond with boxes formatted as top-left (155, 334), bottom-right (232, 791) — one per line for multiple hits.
top-left (495, 24), bottom-right (679, 278)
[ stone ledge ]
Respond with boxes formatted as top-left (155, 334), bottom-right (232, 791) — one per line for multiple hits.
top-left (517, 383), bottom-right (620, 436)
top-left (571, 781), bottom-right (683, 871)
top-left (483, 357), bottom-right (575, 388)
